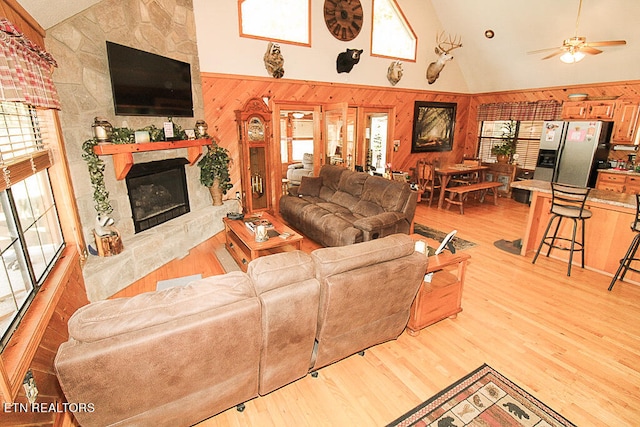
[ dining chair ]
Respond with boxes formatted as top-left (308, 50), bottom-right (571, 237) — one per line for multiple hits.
top-left (415, 159), bottom-right (441, 207)
top-left (450, 159), bottom-right (480, 186)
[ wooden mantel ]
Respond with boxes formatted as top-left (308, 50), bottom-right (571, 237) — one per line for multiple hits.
top-left (93, 138), bottom-right (211, 179)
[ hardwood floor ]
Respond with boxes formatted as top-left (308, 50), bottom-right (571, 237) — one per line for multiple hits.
top-left (191, 197), bottom-right (640, 426)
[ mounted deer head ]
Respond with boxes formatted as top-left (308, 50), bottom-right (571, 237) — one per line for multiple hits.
top-left (426, 32), bottom-right (462, 84)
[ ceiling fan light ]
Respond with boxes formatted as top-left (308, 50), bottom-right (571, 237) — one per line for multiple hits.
top-left (560, 50), bottom-right (585, 63)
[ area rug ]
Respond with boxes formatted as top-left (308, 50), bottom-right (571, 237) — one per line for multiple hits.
top-left (414, 223), bottom-right (477, 252)
top-left (386, 364), bottom-right (575, 427)
top-left (494, 238), bottom-right (522, 255)
top-left (214, 244), bottom-right (242, 273)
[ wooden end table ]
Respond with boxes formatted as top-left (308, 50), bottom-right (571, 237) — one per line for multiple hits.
top-left (222, 212), bottom-right (303, 271)
top-left (406, 234), bottom-right (471, 336)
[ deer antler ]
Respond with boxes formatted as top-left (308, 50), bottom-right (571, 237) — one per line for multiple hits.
top-left (436, 31), bottom-right (463, 54)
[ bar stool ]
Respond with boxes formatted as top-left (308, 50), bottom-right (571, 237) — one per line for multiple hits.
top-left (609, 194), bottom-right (640, 291)
top-left (532, 183), bottom-right (591, 276)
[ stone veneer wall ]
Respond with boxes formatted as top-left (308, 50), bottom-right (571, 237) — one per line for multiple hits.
top-left (45, 0), bottom-right (227, 299)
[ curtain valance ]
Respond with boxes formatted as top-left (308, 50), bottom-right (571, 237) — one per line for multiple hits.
top-left (0, 18), bottom-right (60, 110)
top-left (477, 100), bottom-right (561, 122)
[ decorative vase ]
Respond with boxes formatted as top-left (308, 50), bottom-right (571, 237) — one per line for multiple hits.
top-left (496, 154), bottom-right (510, 163)
top-left (208, 178), bottom-right (223, 206)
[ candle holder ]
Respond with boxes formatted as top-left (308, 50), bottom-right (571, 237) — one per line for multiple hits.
top-left (255, 225), bottom-right (269, 242)
top-left (92, 117), bottom-right (113, 143)
top-left (195, 120), bottom-right (208, 138)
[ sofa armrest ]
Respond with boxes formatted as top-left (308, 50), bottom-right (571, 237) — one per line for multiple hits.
top-left (288, 162), bottom-right (303, 170)
top-left (352, 212), bottom-right (406, 232)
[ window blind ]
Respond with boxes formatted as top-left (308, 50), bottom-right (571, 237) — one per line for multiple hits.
top-left (0, 101), bottom-right (51, 191)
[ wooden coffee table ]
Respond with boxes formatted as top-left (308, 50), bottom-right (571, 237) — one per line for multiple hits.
top-left (222, 212), bottom-right (303, 271)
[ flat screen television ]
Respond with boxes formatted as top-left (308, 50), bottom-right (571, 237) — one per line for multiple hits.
top-left (106, 41), bottom-right (194, 117)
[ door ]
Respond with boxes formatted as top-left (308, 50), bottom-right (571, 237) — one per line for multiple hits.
top-left (323, 103), bottom-right (357, 169)
top-left (359, 107), bottom-right (394, 173)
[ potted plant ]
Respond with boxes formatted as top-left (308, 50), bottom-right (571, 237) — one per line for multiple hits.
top-left (198, 141), bottom-right (233, 206)
top-left (491, 120), bottom-right (517, 163)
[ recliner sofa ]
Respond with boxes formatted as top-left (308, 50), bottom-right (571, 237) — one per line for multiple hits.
top-left (280, 164), bottom-right (417, 247)
top-left (286, 152), bottom-right (314, 185)
top-left (54, 234), bottom-right (427, 427)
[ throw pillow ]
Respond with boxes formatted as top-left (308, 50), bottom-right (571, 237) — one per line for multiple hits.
top-left (298, 176), bottom-right (323, 197)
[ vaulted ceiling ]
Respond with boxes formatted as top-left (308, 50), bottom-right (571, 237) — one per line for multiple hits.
top-left (15, 0), bottom-right (640, 93)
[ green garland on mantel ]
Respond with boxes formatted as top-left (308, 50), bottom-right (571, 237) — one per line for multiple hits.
top-left (81, 121), bottom-right (190, 216)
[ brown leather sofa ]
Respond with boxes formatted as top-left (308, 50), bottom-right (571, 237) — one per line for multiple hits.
top-left (279, 164), bottom-right (417, 247)
top-left (54, 234), bottom-right (426, 427)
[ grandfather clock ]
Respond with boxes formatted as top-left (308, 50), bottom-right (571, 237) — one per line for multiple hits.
top-left (236, 98), bottom-right (272, 213)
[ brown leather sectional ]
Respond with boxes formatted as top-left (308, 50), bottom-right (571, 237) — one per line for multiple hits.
top-left (280, 165), bottom-right (417, 246)
top-left (54, 234), bottom-right (427, 426)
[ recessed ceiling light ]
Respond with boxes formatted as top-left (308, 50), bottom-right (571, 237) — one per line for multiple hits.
top-left (485, 30), bottom-right (495, 39)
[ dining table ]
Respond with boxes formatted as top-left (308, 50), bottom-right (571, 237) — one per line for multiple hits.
top-left (434, 164), bottom-right (489, 209)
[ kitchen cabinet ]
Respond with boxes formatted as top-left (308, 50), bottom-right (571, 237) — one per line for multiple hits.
top-left (611, 101), bottom-right (640, 144)
top-left (561, 100), bottom-right (616, 120)
top-left (596, 171), bottom-right (640, 194)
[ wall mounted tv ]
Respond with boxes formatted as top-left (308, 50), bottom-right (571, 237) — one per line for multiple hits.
top-left (106, 41), bottom-right (194, 117)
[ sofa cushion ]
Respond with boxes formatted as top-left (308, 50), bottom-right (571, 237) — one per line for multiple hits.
top-left (297, 175), bottom-right (323, 197)
top-left (311, 234), bottom-right (415, 277)
top-left (248, 251), bottom-right (316, 294)
top-left (302, 152), bottom-right (313, 168)
top-left (357, 176), bottom-right (411, 213)
top-left (329, 169), bottom-right (368, 209)
top-left (318, 164), bottom-right (346, 200)
top-left (68, 272), bottom-right (255, 342)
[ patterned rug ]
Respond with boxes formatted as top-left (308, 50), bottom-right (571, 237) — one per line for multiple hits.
top-left (414, 224), bottom-right (477, 252)
top-left (387, 364), bottom-right (575, 427)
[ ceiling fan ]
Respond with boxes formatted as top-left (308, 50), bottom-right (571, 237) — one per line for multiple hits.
top-left (529, 0), bottom-right (626, 63)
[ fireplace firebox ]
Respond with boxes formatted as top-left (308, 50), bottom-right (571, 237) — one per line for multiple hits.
top-left (125, 158), bottom-right (190, 233)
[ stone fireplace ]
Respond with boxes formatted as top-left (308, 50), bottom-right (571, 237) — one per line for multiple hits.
top-left (126, 158), bottom-right (190, 233)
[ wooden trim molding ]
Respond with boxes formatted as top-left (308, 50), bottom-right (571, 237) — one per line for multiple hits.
top-left (0, 247), bottom-right (80, 403)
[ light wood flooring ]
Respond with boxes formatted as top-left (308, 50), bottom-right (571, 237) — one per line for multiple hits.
top-left (183, 197), bottom-right (640, 426)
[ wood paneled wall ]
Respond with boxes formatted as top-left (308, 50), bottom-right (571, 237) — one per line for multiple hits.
top-left (202, 73), bottom-right (640, 197)
top-left (201, 72), bottom-right (472, 194)
top-left (1, 251), bottom-right (88, 427)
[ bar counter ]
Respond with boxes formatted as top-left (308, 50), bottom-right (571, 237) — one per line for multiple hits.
top-left (511, 179), bottom-right (639, 284)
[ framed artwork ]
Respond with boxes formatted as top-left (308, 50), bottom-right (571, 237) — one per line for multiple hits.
top-left (411, 101), bottom-right (456, 152)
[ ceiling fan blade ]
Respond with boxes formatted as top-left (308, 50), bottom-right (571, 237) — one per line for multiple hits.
top-left (586, 40), bottom-right (626, 47)
top-left (527, 47), bottom-right (563, 55)
top-left (541, 49), bottom-right (566, 60)
top-left (580, 46), bottom-right (603, 55)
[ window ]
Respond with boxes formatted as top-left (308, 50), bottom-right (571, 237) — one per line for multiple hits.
top-left (0, 102), bottom-right (64, 351)
top-left (239, 0), bottom-right (311, 46)
top-left (371, 0), bottom-right (417, 61)
top-left (478, 120), bottom-right (543, 170)
top-left (280, 111), bottom-right (315, 164)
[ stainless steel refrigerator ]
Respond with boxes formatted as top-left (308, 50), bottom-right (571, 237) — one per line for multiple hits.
top-left (533, 121), bottom-right (567, 182)
top-left (555, 121), bottom-right (612, 187)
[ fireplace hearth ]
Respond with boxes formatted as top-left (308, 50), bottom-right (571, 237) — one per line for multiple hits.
top-left (126, 158), bottom-right (190, 233)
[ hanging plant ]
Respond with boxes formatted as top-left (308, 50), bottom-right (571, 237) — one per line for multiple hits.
top-left (82, 138), bottom-right (113, 215)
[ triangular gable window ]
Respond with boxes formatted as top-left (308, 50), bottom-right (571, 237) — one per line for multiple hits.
top-left (371, 0), bottom-right (417, 61)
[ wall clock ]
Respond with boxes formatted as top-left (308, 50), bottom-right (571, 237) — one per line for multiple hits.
top-left (324, 0), bottom-right (363, 42)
